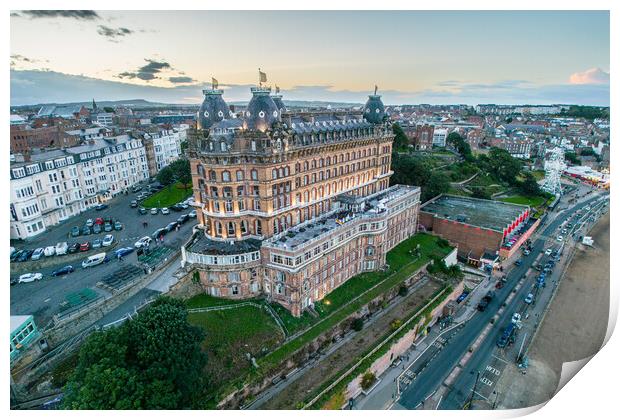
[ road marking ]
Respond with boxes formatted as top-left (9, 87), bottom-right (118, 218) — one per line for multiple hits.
top-left (491, 354), bottom-right (509, 364)
top-left (44, 298), bottom-right (51, 303)
top-left (480, 377), bottom-right (493, 387)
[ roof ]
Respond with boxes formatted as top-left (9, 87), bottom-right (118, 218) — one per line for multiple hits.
top-left (420, 194), bottom-right (529, 232)
top-left (11, 315), bottom-right (32, 333)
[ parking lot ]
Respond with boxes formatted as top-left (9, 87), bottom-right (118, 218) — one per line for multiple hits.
top-left (10, 182), bottom-right (197, 327)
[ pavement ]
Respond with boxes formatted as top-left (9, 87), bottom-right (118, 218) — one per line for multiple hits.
top-left (351, 183), bottom-right (609, 410)
top-left (10, 182), bottom-right (195, 327)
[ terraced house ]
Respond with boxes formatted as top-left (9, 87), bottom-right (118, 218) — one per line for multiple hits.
top-left (183, 84), bottom-right (421, 316)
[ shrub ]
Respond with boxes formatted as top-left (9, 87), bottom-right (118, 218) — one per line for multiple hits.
top-left (398, 284), bottom-right (408, 297)
top-left (352, 317), bottom-right (364, 332)
top-left (360, 371), bottom-right (377, 390)
top-left (390, 319), bottom-right (403, 332)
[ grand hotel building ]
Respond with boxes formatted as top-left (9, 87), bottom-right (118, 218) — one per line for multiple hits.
top-left (182, 85), bottom-right (421, 316)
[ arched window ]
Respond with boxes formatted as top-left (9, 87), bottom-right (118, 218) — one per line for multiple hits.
top-left (272, 169), bottom-right (277, 179)
top-left (236, 170), bottom-right (244, 181)
top-left (215, 221), bottom-right (222, 236)
top-left (222, 171), bottom-right (231, 182)
top-left (209, 170), bottom-right (216, 181)
top-left (304, 161), bottom-right (309, 171)
top-left (227, 222), bottom-right (235, 236)
top-left (237, 186), bottom-right (244, 196)
top-left (220, 142), bottom-right (226, 152)
top-left (251, 169), bottom-right (258, 180)
top-left (278, 168), bottom-right (284, 178)
top-left (284, 166), bottom-right (290, 177)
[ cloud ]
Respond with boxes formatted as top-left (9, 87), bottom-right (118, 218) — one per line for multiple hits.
top-left (17, 10), bottom-right (100, 20)
top-left (117, 59), bottom-right (172, 81)
top-left (97, 25), bottom-right (134, 41)
top-left (169, 76), bottom-right (196, 84)
top-left (569, 68), bottom-right (610, 85)
top-left (10, 54), bottom-right (50, 69)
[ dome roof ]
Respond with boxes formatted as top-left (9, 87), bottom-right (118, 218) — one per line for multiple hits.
top-left (197, 89), bottom-right (231, 130)
top-left (243, 87), bottom-right (281, 132)
top-left (272, 94), bottom-right (286, 112)
top-left (363, 94), bottom-right (386, 124)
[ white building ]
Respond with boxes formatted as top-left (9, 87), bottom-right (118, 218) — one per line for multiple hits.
top-left (95, 112), bottom-right (114, 127)
top-left (10, 137), bottom-right (150, 239)
top-left (432, 128), bottom-right (448, 147)
top-left (143, 128), bottom-right (183, 172)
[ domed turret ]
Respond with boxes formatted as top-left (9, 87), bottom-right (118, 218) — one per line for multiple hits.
top-left (243, 87), bottom-right (281, 132)
top-left (271, 86), bottom-right (286, 112)
top-left (363, 88), bottom-right (386, 124)
top-left (197, 88), bottom-right (231, 130)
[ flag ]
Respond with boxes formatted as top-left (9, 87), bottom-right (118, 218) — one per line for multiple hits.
top-left (374, 84), bottom-right (378, 95)
top-left (275, 85), bottom-right (280, 94)
top-left (259, 69), bottom-right (267, 83)
top-left (211, 77), bottom-right (218, 89)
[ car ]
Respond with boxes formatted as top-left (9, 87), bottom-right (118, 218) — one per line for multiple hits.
top-left (511, 312), bottom-right (522, 325)
top-left (11, 250), bottom-right (25, 262)
top-left (115, 247), bottom-right (134, 258)
top-left (456, 291), bottom-right (469, 303)
top-left (44, 246), bottom-right (56, 257)
top-left (79, 242), bottom-right (91, 252)
top-left (179, 203), bottom-right (189, 209)
top-left (104, 216), bottom-right (114, 224)
top-left (495, 280), bottom-right (505, 289)
top-left (161, 207), bottom-right (170, 215)
top-left (68, 243), bottom-right (80, 254)
top-left (477, 299), bottom-right (489, 312)
top-left (545, 248), bottom-right (553, 256)
top-left (114, 221), bottom-right (123, 231)
top-left (524, 293), bottom-right (534, 304)
top-left (497, 323), bottom-right (516, 348)
top-left (177, 214), bottom-right (190, 224)
top-left (170, 204), bottom-right (183, 212)
top-left (81, 226), bottom-right (91, 235)
top-left (152, 228), bottom-right (167, 239)
top-left (55, 242), bottom-right (68, 255)
top-left (556, 235), bottom-right (564, 242)
top-left (135, 236), bottom-right (152, 249)
top-left (188, 210), bottom-right (197, 218)
top-left (82, 253), bottom-right (107, 268)
top-left (139, 207), bottom-right (148, 215)
top-left (102, 234), bottom-right (114, 247)
top-left (52, 265), bottom-right (74, 277)
top-left (71, 226), bottom-right (81, 237)
top-left (31, 248), bottom-right (45, 261)
top-left (95, 217), bottom-right (104, 225)
top-left (514, 259), bottom-right (522, 266)
top-left (131, 185), bottom-right (143, 193)
top-left (95, 204), bottom-right (108, 211)
top-left (93, 224), bottom-right (102, 234)
top-left (561, 229), bottom-right (568, 235)
top-left (150, 208), bottom-right (159, 215)
top-left (104, 223), bottom-right (113, 232)
top-left (165, 221), bottom-right (179, 232)
top-left (131, 200), bottom-right (138, 208)
top-left (18, 249), bottom-right (34, 262)
top-left (86, 218), bottom-right (94, 227)
top-left (18, 272), bottom-right (43, 283)
top-left (523, 249), bottom-right (530, 256)
top-left (92, 239), bottom-right (103, 249)
top-left (567, 223), bottom-right (573, 228)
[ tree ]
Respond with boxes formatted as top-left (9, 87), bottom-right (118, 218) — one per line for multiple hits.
top-left (565, 152), bottom-right (581, 165)
top-left (390, 153), bottom-right (450, 202)
top-left (446, 132), bottom-right (473, 161)
top-left (62, 297), bottom-right (207, 409)
top-left (170, 159), bottom-right (192, 188)
top-left (352, 317), bottom-right (364, 332)
top-left (484, 148), bottom-right (522, 186)
top-left (361, 371), bottom-right (377, 390)
top-left (156, 166), bottom-right (175, 187)
top-left (471, 187), bottom-right (491, 200)
top-left (391, 123), bottom-right (410, 151)
top-left (518, 172), bottom-right (542, 197)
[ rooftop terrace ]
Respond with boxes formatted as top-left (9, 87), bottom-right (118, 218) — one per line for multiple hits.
top-left (421, 194), bottom-right (529, 232)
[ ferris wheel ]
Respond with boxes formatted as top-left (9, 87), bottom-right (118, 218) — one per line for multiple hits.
top-left (541, 148), bottom-right (566, 195)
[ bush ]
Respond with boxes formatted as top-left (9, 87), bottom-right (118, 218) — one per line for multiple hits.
top-left (390, 319), bottom-right (403, 332)
top-left (360, 371), bottom-right (377, 390)
top-left (398, 285), bottom-right (408, 297)
top-left (352, 317), bottom-right (364, 332)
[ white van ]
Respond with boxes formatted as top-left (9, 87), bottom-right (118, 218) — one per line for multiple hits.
top-left (44, 246), bottom-right (56, 257)
top-left (55, 242), bottom-right (68, 255)
top-left (82, 253), bottom-right (106, 269)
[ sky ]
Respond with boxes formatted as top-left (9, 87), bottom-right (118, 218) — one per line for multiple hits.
top-left (10, 10), bottom-right (610, 106)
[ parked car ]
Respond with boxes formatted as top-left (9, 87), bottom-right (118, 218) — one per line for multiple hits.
top-left (177, 214), bottom-right (190, 224)
top-left (11, 250), bottom-right (25, 262)
top-left (139, 207), bottom-right (148, 215)
top-left (114, 221), bottom-right (123, 231)
top-left (92, 239), bottom-right (103, 249)
top-left (18, 272), bottom-right (43, 283)
top-left (102, 234), bottom-right (114, 247)
top-left (115, 247), bottom-right (134, 258)
top-left (134, 236), bottom-right (152, 249)
top-left (170, 204), bottom-right (183, 212)
top-left (165, 221), bottom-right (179, 232)
top-left (556, 235), bottom-right (563, 242)
top-left (524, 293), bottom-right (534, 304)
top-left (82, 226), bottom-right (92, 235)
top-left (131, 200), bottom-right (138, 208)
top-left (161, 207), bottom-right (170, 215)
top-left (104, 223), bottom-right (113, 232)
top-left (55, 242), bottom-right (68, 255)
top-left (31, 248), bottom-right (45, 261)
top-left (514, 259), bottom-right (522, 266)
top-left (152, 228), bottom-right (167, 239)
top-left (188, 210), bottom-right (197, 218)
top-left (68, 243), bottom-right (80, 254)
top-left (179, 203), bottom-right (189, 210)
top-left (131, 185), bottom-right (143, 193)
top-left (497, 323), bottom-right (516, 348)
top-left (95, 204), bottom-right (108, 211)
top-left (71, 226), bottom-right (81, 237)
top-left (104, 216), bottom-right (114, 224)
top-left (52, 265), bottom-right (74, 276)
top-left (477, 299), bottom-right (489, 312)
top-left (545, 248), bottom-right (553, 256)
top-left (94, 217), bottom-right (104, 225)
top-left (93, 224), bottom-right (102, 234)
top-left (82, 253), bottom-right (106, 268)
top-left (86, 218), bottom-right (94, 227)
top-left (522, 249), bottom-right (530, 256)
top-left (18, 249), bottom-right (34, 262)
top-left (150, 208), bottom-right (159, 215)
top-left (495, 280), bottom-right (505, 289)
top-left (79, 242), bottom-right (91, 252)
top-left (44, 246), bottom-right (56, 257)
top-left (511, 312), bottom-right (522, 325)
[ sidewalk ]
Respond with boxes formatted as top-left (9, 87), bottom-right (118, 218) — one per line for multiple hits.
top-left (352, 272), bottom-right (494, 410)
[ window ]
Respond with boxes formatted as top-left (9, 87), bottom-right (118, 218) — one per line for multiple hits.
top-left (251, 169), bottom-right (258, 180)
top-left (231, 285), bottom-right (239, 295)
top-left (272, 169), bottom-right (278, 179)
top-left (255, 220), bottom-right (262, 235)
top-left (227, 222), bottom-right (235, 236)
top-left (222, 171), bottom-right (231, 182)
top-left (236, 170), bottom-right (244, 181)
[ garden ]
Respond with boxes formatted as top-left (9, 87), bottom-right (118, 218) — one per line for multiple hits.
top-left (141, 182), bottom-right (192, 208)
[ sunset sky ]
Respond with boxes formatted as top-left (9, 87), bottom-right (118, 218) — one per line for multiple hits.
top-left (10, 10), bottom-right (610, 105)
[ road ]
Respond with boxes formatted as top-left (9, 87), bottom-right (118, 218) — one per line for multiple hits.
top-left (396, 186), bottom-right (608, 409)
top-left (10, 182), bottom-right (195, 327)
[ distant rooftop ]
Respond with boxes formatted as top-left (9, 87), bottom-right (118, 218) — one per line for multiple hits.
top-left (421, 194), bottom-right (529, 232)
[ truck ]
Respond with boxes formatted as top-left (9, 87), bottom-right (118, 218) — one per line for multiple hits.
top-left (497, 323), bottom-right (516, 348)
top-left (477, 291), bottom-right (495, 311)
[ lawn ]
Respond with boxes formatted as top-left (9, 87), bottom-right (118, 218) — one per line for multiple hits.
top-left (186, 293), bottom-right (258, 309)
top-left (141, 182), bottom-right (192, 208)
top-left (499, 195), bottom-right (548, 208)
top-left (188, 304), bottom-right (284, 389)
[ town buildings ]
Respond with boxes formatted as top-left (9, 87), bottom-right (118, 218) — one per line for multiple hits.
top-left (182, 85), bottom-right (421, 316)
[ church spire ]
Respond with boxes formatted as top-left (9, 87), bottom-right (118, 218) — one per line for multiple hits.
top-left (92, 98), bottom-right (98, 111)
